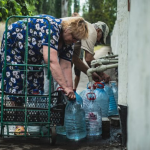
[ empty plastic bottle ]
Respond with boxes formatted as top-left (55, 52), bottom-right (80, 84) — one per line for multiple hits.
top-left (65, 95), bottom-right (87, 141)
top-left (103, 83), bottom-right (118, 116)
top-left (110, 81), bottom-right (118, 105)
top-left (79, 82), bottom-right (94, 109)
top-left (56, 90), bottom-right (83, 136)
top-left (94, 82), bottom-right (109, 117)
top-left (83, 92), bottom-right (102, 137)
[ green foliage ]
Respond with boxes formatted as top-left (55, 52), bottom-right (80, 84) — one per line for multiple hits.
top-left (34, 0), bottom-right (61, 18)
top-left (74, 0), bottom-right (80, 13)
top-left (0, 0), bottom-right (63, 21)
top-left (0, 0), bottom-right (38, 21)
top-left (55, 0), bottom-right (61, 18)
top-left (82, 0), bottom-right (117, 33)
top-left (68, 0), bottom-right (72, 16)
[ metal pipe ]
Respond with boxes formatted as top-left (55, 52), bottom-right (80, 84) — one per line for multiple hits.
top-left (101, 59), bottom-right (118, 64)
top-left (91, 59), bottom-right (118, 66)
top-left (100, 54), bottom-right (118, 59)
top-left (87, 63), bottom-right (118, 82)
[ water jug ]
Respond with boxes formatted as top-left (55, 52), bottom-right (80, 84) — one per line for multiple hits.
top-left (83, 92), bottom-right (102, 137)
top-left (80, 82), bottom-right (95, 109)
top-left (110, 81), bottom-right (118, 105)
top-left (57, 90), bottom-right (83, 136)
top-left (65, 98), bottom-right (87, 140)
top-left (94, 82), bottom-right (109, 117)
top-left (104, 83), bottom-right (118, 116)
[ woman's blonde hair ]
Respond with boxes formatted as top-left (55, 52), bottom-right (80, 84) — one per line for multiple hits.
top-left (61, 17), bottom-right (88, 40)
top-left (71, 12), bottom-right (80, 17)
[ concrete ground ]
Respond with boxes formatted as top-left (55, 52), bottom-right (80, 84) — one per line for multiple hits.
top-left (0, 126), bottom-right (123, 150)
top-left (0, 46), bottom-right (124, 150)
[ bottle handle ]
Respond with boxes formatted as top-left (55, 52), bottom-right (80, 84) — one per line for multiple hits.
top-left (57, 87), bottom-right (66, 94)
top-left (57, 87), bottom-right (63, 91)
top-left (86, 92), bottom-right (96, 100)
top-left (93, 82), bottom-right (104, 89)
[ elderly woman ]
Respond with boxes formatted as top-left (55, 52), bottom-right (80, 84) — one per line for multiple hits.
top-left (0, 14), bottom-right (88, 101)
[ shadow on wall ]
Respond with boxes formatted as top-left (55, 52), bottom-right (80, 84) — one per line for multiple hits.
top-left (0, 22), bottom-right (5, 42)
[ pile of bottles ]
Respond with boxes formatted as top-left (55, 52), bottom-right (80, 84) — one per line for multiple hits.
top-left (22, 81), bottom-right (118, 140)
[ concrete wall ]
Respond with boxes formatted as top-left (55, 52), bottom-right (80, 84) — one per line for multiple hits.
top-left (111, 0), bottom-right (129, 106)
top-left (111, 0), bottom-right (150, 149)
top-left (128, 0), bottom-right (150, 149)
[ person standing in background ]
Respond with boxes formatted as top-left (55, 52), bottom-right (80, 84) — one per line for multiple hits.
top-left (71, 12), bottom-right (110, 86)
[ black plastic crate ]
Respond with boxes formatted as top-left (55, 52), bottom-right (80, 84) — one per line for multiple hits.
top-left (2, 91), bottom-right (67, 126)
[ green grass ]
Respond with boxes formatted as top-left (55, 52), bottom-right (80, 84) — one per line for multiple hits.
top-left (94, 45), bottom-right (103, 52)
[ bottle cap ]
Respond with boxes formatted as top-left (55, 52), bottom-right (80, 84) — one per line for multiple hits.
top-left (33, 89), bottom-right (39, 94)
top-left (94, 82), bottom-right (104, 89)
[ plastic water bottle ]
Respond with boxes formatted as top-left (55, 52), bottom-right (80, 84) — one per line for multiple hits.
top-left (80, 82), bottom-right (94, 109)
top-left (56, 90), bottom-right (83, 136)
top-left (94, 82), bottom-right (109, 117)
top-left (65, 97), bottom-right (87, 140)
top-left (83, 92), bottom-right (102, 137)
top-left (110, 81), bottom-right (118, 105)
top-left (74, 91), bottom-right (83, 106)
top-left (104, 83), bottom-right (118, 116)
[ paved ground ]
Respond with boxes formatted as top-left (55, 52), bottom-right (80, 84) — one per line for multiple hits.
top-left (0, 126), bottom-right (124, 150)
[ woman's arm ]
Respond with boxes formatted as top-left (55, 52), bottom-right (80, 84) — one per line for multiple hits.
top-left (43, 46), bottom-right (75, 99)
top-left (59, 58), bottom-right (73, 89)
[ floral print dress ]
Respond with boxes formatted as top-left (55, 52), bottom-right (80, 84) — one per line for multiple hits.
top-left (0, 15), bottom-right (74, 101)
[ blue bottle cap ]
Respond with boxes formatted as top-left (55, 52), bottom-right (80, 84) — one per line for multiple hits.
top-left (33, 89), bottom-right (39, 94)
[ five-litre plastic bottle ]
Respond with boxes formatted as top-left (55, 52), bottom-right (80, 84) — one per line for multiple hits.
top-left (103, 83), bottom-right (118, 116)
top-left (65, 93), bottom-right (87, 141)
top-left (94, 82), bottom-right (109, 117)
top-left (79, 82), bottom-right (94, 109)
top-left (110, 81), bottom-right (118, 105)
top-left (83, 92), bottom-right (102, 137)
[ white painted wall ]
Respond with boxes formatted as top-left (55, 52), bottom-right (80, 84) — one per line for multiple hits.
top-left (111, 0), bottom-right (150, 149)
top-left (111, 0), bottom-right (129, 106)
top-left (128, 0), bottom-right (150, 149)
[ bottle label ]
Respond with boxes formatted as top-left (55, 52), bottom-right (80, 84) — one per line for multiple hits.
top-left (88, 112), bottom-right (97, 120)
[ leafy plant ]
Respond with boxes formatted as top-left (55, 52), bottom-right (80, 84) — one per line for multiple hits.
top-left (0, 0), bottom-right (38, 21)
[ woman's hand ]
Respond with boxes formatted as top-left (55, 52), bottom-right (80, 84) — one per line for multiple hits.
top-left (64, 87), bottom-right (76, 100)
